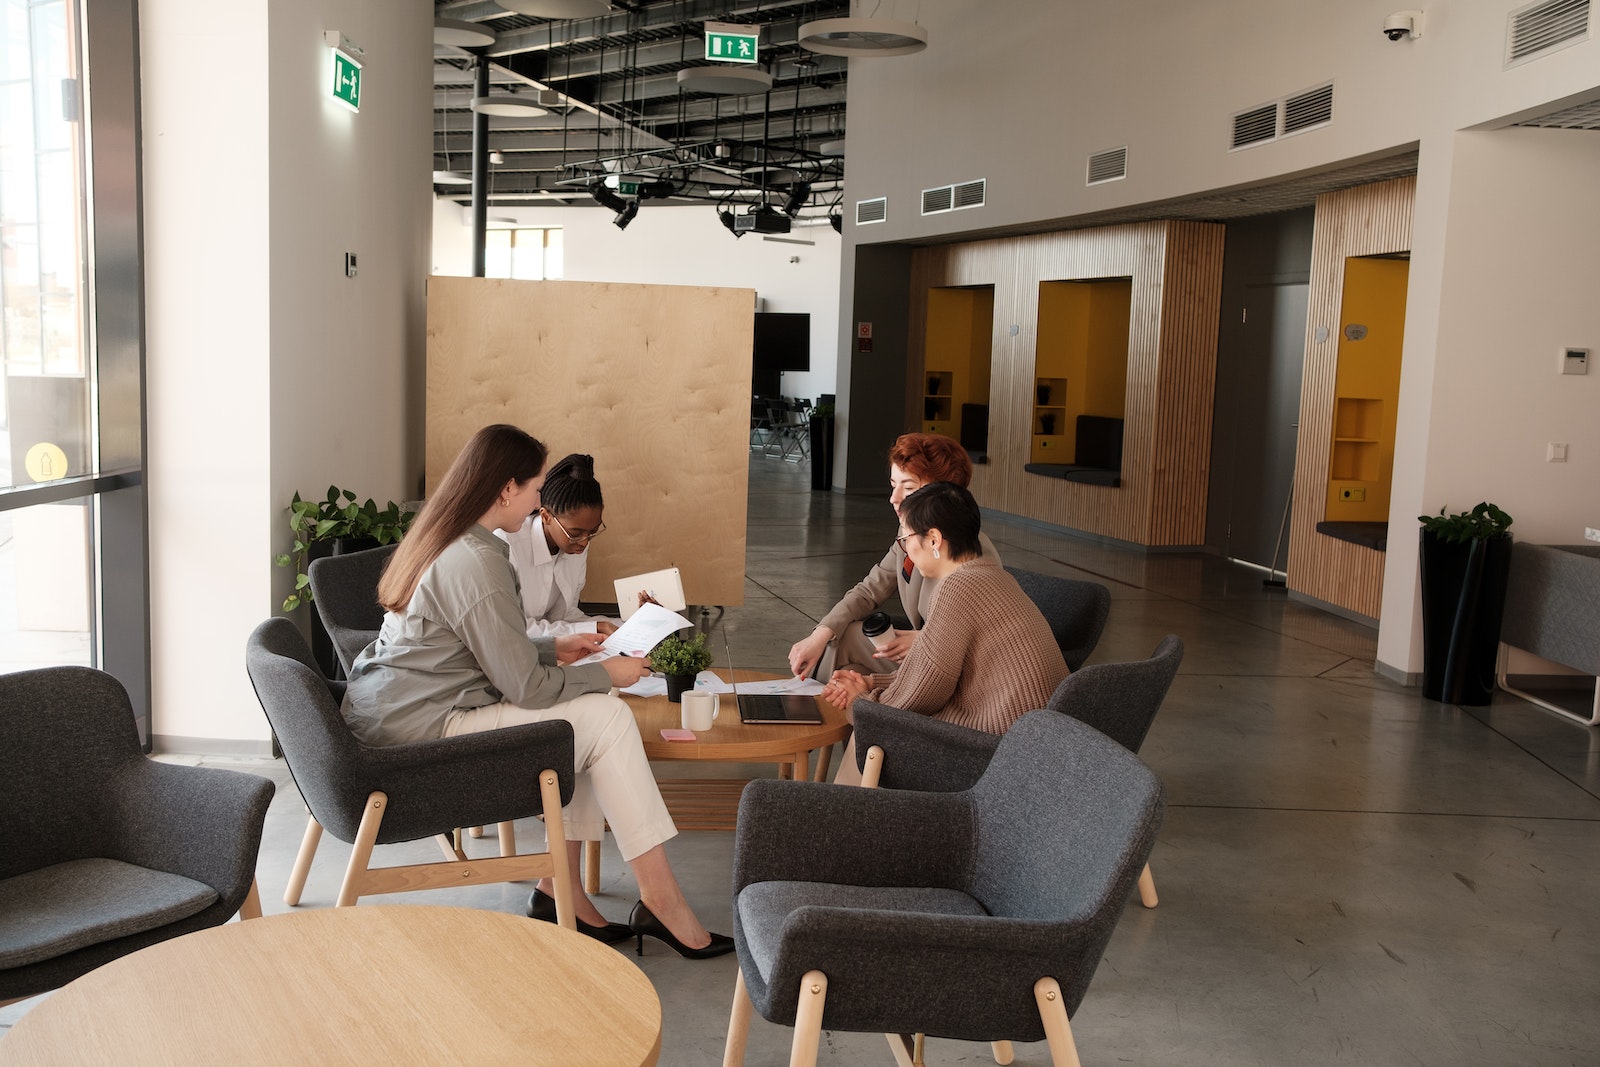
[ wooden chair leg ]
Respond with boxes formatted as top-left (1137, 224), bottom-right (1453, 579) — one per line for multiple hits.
top-left (789, 970), bottom-right (828, 1067)
top-left (584, 838), bottom-right (602, 894)
top-left (1137, 862), bottom-right (1158, 908)
top-left (436, 833), bottom-right (465, 861)
top-left (284, 815), bottom-right (323, 906)
top-left (238, 878), bottom-right (263, 920)
top-left (991, 1039), bottom-right (1015, 1064)
top-left (860, 745), bottom-right (884, 789)
top-left (538, 769), bottom-right (577, 931)
top-left (885, 1033), bottom-right (917, 1067)
top-left (468, 825), bottom-right (485, 838)
top-left (497, 820), bottom-right (516, 856)
top-left (1033, 977), bottom-right (1081, 1067)
top-left (335, 791), bottom-right (388, 907)
top-left (723, 967), bottom-right (754, 1067)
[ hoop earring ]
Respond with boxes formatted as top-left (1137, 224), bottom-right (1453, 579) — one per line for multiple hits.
top-left (932, 546), bottom-right (941, 559)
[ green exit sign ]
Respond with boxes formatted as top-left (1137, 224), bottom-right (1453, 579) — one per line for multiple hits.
top-left (616, 180), bottom-right (640, 195)
top-left (331, 49), bottom-right (362, 112)
top-left (705, 29), bottom-right (759, 63)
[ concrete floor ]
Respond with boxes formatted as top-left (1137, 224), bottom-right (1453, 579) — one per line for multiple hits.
top-left (7, 454), bottom-right (1600, 1064)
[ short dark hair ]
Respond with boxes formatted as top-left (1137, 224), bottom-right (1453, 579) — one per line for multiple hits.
top-left (540, 453), bottom-right (603, 515)
top-left (897, 481), bottom-right (982, 559)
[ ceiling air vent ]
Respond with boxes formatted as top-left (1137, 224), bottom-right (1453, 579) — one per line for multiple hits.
top-left (1507, 0), bottom-right (1590, 65)
top-left (1283, 83), bottom-right (1334, 134)
top-left (1086, 146), bottom-right (1128, 185)
top-left (952, 178), bottom-right (986, 209)
top-left (855, 197), bottom-right (887, 225)
top-left (1231, 104), bottom-right (1278, 149)
top-left (921, 185), bottom-right (954, 214)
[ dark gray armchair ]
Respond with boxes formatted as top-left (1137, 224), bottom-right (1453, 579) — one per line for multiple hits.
top-left (723, 712), bottom-right (1165, 1067)
top-left (853, 634), bottom-right (1184, 910)
top-left (0, 667), bottom-right (273, 1005)
top-left (307, 542), bottom-right (397, 676)
top-left (244, 618), bottom-right (580, 914)
top-left (1004, 566), bottom-right (1112, 671)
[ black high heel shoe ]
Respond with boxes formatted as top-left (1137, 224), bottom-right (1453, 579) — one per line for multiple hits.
top-left (527, 888), bottom-right (633, 945)
top-left (627, 901), bottom-right (735, 959)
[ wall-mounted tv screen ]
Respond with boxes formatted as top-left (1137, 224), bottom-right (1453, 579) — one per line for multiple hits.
top-left (753, 312), bottom-right (810, 373)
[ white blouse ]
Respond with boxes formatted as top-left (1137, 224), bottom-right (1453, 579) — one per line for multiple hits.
top-left (499, 513), bottom-right (612, 637)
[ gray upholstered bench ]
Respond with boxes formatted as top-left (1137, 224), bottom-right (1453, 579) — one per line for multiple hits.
top-left (1498, 543), bottom-right (1600, 726)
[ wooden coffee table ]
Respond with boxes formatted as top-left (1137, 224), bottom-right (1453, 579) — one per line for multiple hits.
top-left (1, 906), bottom-right (661, 1066)
top-left (625, 668), bottom-right (848, 833)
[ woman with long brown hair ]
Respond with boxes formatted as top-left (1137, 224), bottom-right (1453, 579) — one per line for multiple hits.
top-left (343, 424), bottom-right (731, 958)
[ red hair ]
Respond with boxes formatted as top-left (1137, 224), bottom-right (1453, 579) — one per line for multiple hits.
top-left (888, 433), bottom-right (973, 487)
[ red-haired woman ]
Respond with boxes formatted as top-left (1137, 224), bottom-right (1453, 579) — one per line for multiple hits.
top-left (787, 432), bottom-right (1001, 679)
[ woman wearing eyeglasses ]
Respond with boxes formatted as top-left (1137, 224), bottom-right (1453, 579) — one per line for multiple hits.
top-left (502, 453), bottom-right (619, 638)
top-left (820, 482), bottom-right (1068, 784)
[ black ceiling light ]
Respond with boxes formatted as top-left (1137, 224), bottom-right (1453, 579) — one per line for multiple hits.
top-left (718, 207), bottom-right (744, 238)
top-left (589, 181), bottom-right (629, 213)
top-left (829, 212), bottom-right (843, 234)
top-left (782, 181), bottom-right (813, 218)
top-left (613, 199), bottom-right (640, 230)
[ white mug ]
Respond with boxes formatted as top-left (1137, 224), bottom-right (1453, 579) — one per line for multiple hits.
top-left (680, 691), bottom-right (720, 731)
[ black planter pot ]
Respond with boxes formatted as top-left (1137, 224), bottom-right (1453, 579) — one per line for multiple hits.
top-left (1419, 530), bottom-right (1513, 705)
top-left (808, 416), bottom-right (835, 491)
top-left (307, 535), bottom-right (380, 679)
top-left (664, 674), bottom-right (696, 703)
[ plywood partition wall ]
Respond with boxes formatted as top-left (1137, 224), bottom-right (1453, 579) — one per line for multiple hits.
top-left (426, 276), bottom-right (752, 607)
top-left (1287, 177), bottom-right (1416, 620)
top-left (907, 221), bottom-right (1224, 546)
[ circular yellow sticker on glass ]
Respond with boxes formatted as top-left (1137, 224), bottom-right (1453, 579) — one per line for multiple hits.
top-left (24, 442), bottom-right (70, 482)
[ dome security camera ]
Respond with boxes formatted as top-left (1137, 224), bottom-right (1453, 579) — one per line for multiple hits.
top-left (1384, 10), bottom-right (1422, 40)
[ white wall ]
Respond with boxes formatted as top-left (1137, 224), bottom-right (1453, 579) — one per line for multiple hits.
top-left (1377, 126), bottom-right (1600, 669)
top-left (143, 0), bottom-right (431, 750)
top-left (431, 201), bottom-right (841, 400)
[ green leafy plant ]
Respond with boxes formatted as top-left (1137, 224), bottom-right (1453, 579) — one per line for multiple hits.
top-left (274, 486), bottom-right (418, 611)
top-left (648, 632), bottom-right (713, 677)
top-left (810, 403), bottom-right (835, 419)
top-left (1417, 502), bottom-right (1513, 544)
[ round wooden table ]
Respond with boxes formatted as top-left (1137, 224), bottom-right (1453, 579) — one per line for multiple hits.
top-left (629, 668), bottom-right (849, 782)
top-left (2, 906), bottom-right (661, 1066)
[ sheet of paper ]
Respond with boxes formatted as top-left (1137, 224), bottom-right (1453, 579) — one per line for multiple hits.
top-left (571, 602), bottom-right (697, 666)
top-left (733, 677), bottom-right (825, 696)
top-left (618, 676), bottom-right (667, 698)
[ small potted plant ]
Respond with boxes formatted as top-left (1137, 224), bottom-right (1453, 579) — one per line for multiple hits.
top-left (275, 486), bottom-right (418, 612)
top-left (649, 632), bottom-right (713, 703)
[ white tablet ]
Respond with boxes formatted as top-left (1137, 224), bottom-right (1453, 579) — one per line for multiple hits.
top-left (613, 567), bottom-right (687, 620)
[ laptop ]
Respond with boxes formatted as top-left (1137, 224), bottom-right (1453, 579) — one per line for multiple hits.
top-left (717, 622), bottom-right (824, 724)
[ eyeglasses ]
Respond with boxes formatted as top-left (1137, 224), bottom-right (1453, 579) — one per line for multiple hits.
top-left (546, 510), bottom-right (606, 543)
top-left (894, 530), bottom-right (916, 551)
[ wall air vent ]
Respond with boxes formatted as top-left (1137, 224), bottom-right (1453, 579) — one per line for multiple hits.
top-left (855, 197), bottom-right (887, 225)
top-left (921, 185), bottom-right (954, 214)
top-left (921, 179), bottom-right (986, 215)
top-left (1283, 83), bottom-right (1334, 134)
top-left (1231, 104), bottom-right (1279, 149)
top-left (1086, 146), bottom-right (1128, 185)
top-left (1506, 0), bottom-right (1590, 65)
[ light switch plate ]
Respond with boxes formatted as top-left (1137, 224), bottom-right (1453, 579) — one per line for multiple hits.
top-left (1547, 442), bottom-right (1569, 462)
top-left (1562, 347), bottom-right (1588, 375)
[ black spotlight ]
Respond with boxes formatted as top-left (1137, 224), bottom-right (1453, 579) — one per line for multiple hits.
top-left (718, 208), bottom-right (744, 238)
top-left (782, 181), bottom-right (812, 218)
top-left (589, 181), bottom-right (629, 213)
top-left (829, 213), bottom-right (843, 234)
top-left (613, 200), bottom-right (639, 230)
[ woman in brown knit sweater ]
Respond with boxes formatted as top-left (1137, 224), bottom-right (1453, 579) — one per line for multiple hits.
top-left (821, 482), bottom-right (1069, 784)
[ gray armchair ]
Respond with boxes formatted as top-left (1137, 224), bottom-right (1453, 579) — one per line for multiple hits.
top-left (0, 667), bottom-right (273, 1004)
top-left (1004, 566), bottom-right (1112, 671)
top-left (243, 618), bottom-right (580, 914)
top-left (723, 711), bottom-right (1165, 1066)
top-left (853, 634), bottom-right (1183, 909)
top-left (307, 542), bottom-right (397, 676)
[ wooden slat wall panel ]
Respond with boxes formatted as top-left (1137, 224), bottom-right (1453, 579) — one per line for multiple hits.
top-left (426, 276), bottom-right (751, 607)
top-left (909, 221), bottom-right (1223, 546)
top-left (1286, 177), bottom-right (1416, 619)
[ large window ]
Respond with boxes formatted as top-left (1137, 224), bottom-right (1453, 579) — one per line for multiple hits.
top-left (0, 0), bottom-right (148, 738)
top-left (485, 226), bottom-right (562, 280)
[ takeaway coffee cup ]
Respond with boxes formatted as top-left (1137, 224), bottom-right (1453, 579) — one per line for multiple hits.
top-left (862, 611), bottom-right (895, 652)
top-left (680, 691), bottom-right (720, 731)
